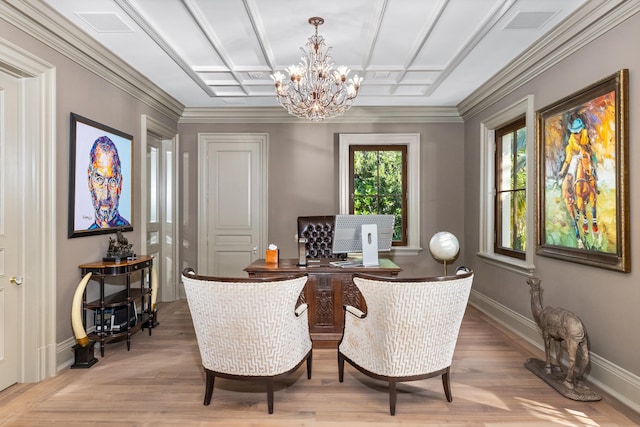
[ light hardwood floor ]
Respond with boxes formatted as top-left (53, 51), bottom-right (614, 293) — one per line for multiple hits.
top-left (1, 300), bottom-right (638, 426)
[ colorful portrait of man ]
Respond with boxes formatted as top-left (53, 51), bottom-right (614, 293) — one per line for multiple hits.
top-left (87, 136), bottom-right (131, 229)
top-left (70, 115), bottom-right (132, 237)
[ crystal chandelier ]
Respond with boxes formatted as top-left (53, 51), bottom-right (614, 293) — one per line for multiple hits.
top-left (271, 17), bottom-right (363, 122)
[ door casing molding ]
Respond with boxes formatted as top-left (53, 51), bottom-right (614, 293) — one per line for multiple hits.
top-left (140, 115), bottom-right (180, 301)
top-left (0, 36), bottom-right (57, 381)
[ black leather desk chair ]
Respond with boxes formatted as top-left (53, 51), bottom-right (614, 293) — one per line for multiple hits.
top-left (297, 215), bottom-right (343, 259)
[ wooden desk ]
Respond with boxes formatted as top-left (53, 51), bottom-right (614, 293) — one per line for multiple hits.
top-left (245, 258), bottom-right (401, 348)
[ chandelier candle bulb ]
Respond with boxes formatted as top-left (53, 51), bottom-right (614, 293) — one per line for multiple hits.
top-left (271, 16), bottom-right (363, 121)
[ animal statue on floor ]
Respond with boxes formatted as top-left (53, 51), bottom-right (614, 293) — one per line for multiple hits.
top-left (527, 277), bottom-right (589, 390)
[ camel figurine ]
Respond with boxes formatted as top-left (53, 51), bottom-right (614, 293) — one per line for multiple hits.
top-left (527, 277), bottom-right (589, 390)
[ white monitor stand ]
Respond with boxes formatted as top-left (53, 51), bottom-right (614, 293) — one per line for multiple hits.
top-left (361, 224), bottom-right (379, 267)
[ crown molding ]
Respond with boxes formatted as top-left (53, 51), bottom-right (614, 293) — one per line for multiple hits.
top-left (179, 106), bottom-right (463, 124)
top-left (0, 0), bottom-right (184, 122)
top-left (458, 0), bottom-right (640, 120)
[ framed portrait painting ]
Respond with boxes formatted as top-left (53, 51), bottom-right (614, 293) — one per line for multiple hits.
top-left (68, 113), bottom-right (134, 238)
top-left (536, 69), bottom-right (629, 272)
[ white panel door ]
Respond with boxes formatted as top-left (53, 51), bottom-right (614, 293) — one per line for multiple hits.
top-left (146, 139), bottom-right (162, 290)
top-left (146, 135), bottom-right (177, 301)
top-left (0, 70), bottom-right (21, 390)
top-left (199, 134), bottom-right (267, 277)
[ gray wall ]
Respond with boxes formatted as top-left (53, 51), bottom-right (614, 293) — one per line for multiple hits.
top-left (178, 121), bottom-right (465, 277)
top-left (0, 21), bottom-right (178, 343)
top-left (462, 13), bottom-right (640, 375)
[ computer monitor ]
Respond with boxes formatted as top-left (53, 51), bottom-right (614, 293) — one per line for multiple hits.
top-left (332, 214), bottom-right (395, 266)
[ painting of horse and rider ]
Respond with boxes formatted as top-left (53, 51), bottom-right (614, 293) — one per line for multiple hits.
top-left (537, 69), bottom-right (629, 272)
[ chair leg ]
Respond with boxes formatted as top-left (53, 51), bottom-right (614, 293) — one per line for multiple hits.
top-left (204, 369), bottom-right (215, 406)
top-left (338, 352), bottom-right (344, 383)
top-left (389, 380), bottom-right (397, 416)
top-left (266, 379), bottom-right (274, 414)
top-left (442, 368), bottom-right (452, 402)
top-left (306, 352), bottom-right (313, 379)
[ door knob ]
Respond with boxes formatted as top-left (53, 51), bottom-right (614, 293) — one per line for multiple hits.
top-left (253, 246), bottom-right (258, 254)
top-left (10, 276), bottom-right (23, 285)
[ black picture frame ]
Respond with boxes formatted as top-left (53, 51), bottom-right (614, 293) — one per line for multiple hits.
top-left (68, 113), bottom-right (134, 238)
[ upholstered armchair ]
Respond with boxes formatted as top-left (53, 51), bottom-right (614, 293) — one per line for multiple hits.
top-left (338, 269), bottom-right (474, 415)
top-left (181, 268), bottom-right (312, 414)
top-left (297, 215), bottom-right (341, 259)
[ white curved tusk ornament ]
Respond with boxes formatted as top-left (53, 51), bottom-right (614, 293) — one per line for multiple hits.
top-left (71, 272), bottom-right (92, 347)
top-left (150, 265), bottom-right (158, 311)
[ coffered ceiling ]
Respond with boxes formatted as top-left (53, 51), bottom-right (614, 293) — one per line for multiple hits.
top-left (42, 0), bottom-right (588, 109)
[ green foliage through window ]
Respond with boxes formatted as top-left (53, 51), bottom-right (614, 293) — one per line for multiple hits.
top-left (350, 146), bottom-right (407, 244)
top-left (495, 118), bottom-right (526, 259)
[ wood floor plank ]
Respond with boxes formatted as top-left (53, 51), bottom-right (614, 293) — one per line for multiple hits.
top-left (0, 301), bottom-right (638, 426)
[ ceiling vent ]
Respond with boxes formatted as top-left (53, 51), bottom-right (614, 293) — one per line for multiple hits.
top-left (76, 12), bottom-right (134, 33)
top-left (504, 11), bottom-right (556, 30)
top-left (248, 72), bottom-right (266, 80)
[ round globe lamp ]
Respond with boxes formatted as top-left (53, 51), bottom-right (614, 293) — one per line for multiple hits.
top-left (429, 231), bottom-right (459, 276)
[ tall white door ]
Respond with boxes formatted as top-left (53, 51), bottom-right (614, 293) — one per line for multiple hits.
top-left (146, 135), bottom-right (177, 301)
top-left (0, 70), bottom-right (21, 390)
top-left (198, 134), bottom-right (268, 277)
top-left (146, 139), bottom-right (162, 294)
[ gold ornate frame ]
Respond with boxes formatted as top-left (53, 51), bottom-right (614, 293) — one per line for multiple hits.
top-left (536, 69), bottom-right (629, 272)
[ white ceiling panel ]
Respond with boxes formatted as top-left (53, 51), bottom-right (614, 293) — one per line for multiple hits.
top-left (402, 70), bottom-right (439, 84)
top-left (366, 0), bottom-right (439, 66)
top-left (131, 0), bottom-right (226, 67)
top-left (392, 85), bottom-right (428, 96)
top-left (256, 2), bottom-right (376, 69)
top-left (191, 0), bottom-right (267, 67)
top-left (413, 0), bottom-right (502, 68)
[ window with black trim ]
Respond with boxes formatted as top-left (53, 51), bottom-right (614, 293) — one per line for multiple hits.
top-left (494, 117), bottom-right (526, 259)
top-left (349, 145), bottom-right (407, 246)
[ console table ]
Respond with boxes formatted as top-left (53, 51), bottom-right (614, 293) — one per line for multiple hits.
top-left (244, 258), bottom-right (401, 348)
top-left (78, 255), bottom-right (155, 357)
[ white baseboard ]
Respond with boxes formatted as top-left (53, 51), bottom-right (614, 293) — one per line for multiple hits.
top-left (56, 328), bottom-right (100, 372)
top-left (56, 336), bottom-right (76, 372)
top-left (469, 289), bottom-right (640, 414)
